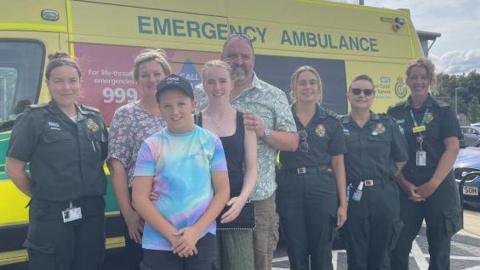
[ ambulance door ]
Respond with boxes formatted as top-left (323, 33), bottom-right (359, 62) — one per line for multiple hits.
top-left (0, 32), bottom-right (61, 266)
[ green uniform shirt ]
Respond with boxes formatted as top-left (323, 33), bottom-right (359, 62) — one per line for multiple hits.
top-left (280, 104), bottom-right (346, 169)
top-left (7, 101), bottom-right (108, 202)
top-left (341, 112), bottom-right (408, 183)
top-left (387, 95), bottom-right (462, 185)
top-left (195, 74), bottom-right (297, 200)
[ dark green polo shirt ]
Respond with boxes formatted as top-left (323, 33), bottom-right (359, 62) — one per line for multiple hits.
top-left (342, 112), bottom-right (408, 183)
top-left (7, 101), bottom-right (108, 202)
top-left (280, 104), bottom-right (346, 169)
top-left (387, 95), bottom-right (462, 185)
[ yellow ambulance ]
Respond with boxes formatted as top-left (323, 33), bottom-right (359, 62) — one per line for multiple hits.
top-left (0, 0), bottom-right (424, 266)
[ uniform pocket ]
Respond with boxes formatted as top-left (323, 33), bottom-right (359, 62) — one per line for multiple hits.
top-left (42, 130), bottom-right (73, 143)
top-left (23, 239), bottom-right (56, 270)
top-left (331, 214), bottom-right (346, 250)
top-left (388, 220), bottom-right (404, 250)
top-left (443, 208), bottom-right (462, 237)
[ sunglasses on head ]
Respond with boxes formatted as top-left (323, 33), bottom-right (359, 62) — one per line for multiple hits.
top-left (298, 129), bottom-right (309, 152)
top-left (351, 88), bottom-right (374, 96)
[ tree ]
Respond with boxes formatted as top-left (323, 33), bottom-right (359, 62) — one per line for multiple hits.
top-left (468, 96), bottom-right (480, 123)
top-left (436, 71), bottom-right (480, 118)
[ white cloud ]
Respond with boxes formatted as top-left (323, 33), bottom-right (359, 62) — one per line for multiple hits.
top-left (431, 49), bottom-right (480, 74)
top-left (325, 0), bottom-right (480, 74)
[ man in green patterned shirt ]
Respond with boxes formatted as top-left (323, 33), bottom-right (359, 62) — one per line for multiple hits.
top-left (195, 34), bottom-right (298, 270)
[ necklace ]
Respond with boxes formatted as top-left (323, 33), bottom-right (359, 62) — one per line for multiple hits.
top-left (207, 114), bottom-right (224, 130)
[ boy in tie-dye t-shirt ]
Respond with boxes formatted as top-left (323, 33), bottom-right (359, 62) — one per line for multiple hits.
top-left (132, 75), bottom-right (230, 270)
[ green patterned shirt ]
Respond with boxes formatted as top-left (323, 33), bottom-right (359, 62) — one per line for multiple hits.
top-left (195, 74), bottom-right (297, 200)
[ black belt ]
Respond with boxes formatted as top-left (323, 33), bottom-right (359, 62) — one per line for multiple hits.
top-left (348, 179), bottom-right (383, 187)
top-left (284, 166), bottom-right (332, 175)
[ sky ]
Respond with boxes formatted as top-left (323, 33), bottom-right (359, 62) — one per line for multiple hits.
top-left (330, 0), bottom-right (480, 74)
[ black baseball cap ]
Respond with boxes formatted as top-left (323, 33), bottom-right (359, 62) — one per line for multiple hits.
top-left (156, 74), bottom-right (194, 101)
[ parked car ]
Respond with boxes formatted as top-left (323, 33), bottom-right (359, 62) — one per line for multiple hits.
top-left (460, 126), bottom-right (480, 148)
top-left (461, 133), bottom-right (480, 148)
top-left (461, 126), bottom-right (480, 135)
top-left (454, 147), bottom-right (480, 209)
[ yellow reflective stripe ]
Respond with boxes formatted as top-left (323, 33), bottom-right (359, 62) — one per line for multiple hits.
top-left (0, 23), bottom-right (66, 32)
top-left (0, 237), bottom-right (125, 266)
top-left (0, 210), bottom-right (120, 228)
top-left (0, 249), bottom-right (28, 266)
top-left (66, 0), bottom-right (75, 56)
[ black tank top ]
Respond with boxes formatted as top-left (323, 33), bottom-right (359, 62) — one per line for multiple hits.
top-left (197, 111), bottom-right (245, 197)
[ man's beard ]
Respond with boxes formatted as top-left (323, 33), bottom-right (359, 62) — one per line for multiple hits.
top-left (231, 66), bottom-right (250, 83)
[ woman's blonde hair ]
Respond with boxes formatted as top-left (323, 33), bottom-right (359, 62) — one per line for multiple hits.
top-left (133, 49), bottom-right (171, 81)
top-left (290, 65), bottom-right (323, 104)
top-left (201, 59), bottom-right (232, 81)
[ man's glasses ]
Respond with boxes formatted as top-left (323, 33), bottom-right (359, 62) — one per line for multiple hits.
top-left (298, 129), bottom-right (309, 152)
top-left (351, 88), bottom-right (374, 96)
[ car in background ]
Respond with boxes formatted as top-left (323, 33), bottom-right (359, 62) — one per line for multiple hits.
top-left (454, 147), bottom-right (480, 209)
top-left (461, 126), bottom-right (480, 135)
top-left (460, 126), bottom-right (480, 148)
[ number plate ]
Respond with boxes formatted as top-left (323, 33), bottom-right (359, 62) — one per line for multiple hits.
top-left (463, 186), bottom-right (479, 196)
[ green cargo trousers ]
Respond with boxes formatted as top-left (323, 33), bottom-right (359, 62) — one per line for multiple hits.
top-left (390, 175), bottom-right (461, 270)
top-left (25, 197), bottom-right (105, 270)
top-left (342, 180), bottom-right (403, 270)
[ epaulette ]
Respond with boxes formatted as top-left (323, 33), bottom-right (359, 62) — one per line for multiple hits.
top-left (80, 104), bottom-right (100, 113)
top-left (376, 112), bottom-right (388, 119)
top-left (319, 106), bottom-right (340, 119)
top-left (376, 113), bottom-right (397, 128)
top-left (339, 114), bottom-right (351, 124)
top-left (27, 103), bottom-right (48, 109)
top-left (388, 100), bottom-right (407, 111)
top-left (337, 113), bottom-right (347, 122)
top-left (431, 97), bottom-right (450, 108)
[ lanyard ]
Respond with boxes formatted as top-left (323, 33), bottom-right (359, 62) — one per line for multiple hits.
top-left (409, 108), bottom-right (429, 150)
top-left (409, 108), bottom-right (429, 127)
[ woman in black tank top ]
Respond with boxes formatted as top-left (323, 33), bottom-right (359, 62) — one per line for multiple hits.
top-left (199, 60), bottom-right (257, 270)
top-left (197, 111), bottom-right (246, 197)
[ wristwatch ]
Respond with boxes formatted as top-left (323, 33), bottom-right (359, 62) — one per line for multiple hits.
top-left (262, 128), bottom-right (272, 139)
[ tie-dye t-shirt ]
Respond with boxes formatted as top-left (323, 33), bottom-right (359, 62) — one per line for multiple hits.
top-left (134, 125), bottom-right (227, 251)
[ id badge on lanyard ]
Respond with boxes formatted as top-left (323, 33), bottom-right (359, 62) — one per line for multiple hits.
top-left (410, 109), bottom-right (428, 167)
top-left (62, 201), bottom-right (82, 223)
top-left (415, 136), bottom-right (427, 166)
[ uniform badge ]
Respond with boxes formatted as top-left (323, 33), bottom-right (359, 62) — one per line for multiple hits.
top-left (86, 118), bottom-right (99, 132)
top-left (343, 128), bottom-right (350, 136)
top-left (425, 112), bottom-right (434, 124)
top-left (396, 119), bottom-right (405, 124)
top-left (315, 124), bottom-right (326, 137)
top-left (372, 123), bottom-right (386, 136)
top-left (48, 121), bottom-right (61, 130)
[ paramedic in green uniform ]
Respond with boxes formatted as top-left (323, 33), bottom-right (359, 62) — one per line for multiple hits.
top-left (277, 66), bottom-right (347, 270)
top-left (5, 52), bottom-right (108, 270)
top-left (341, 74), bottom-right (408, 270)
top-left (388, 58), bottom-right (462, 270)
